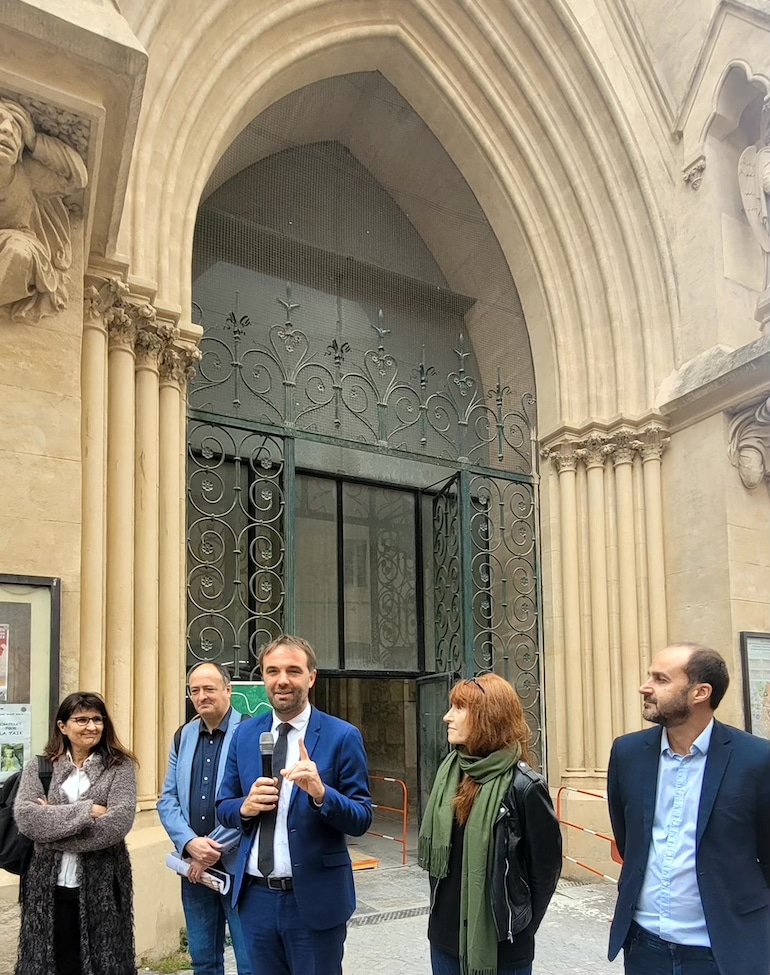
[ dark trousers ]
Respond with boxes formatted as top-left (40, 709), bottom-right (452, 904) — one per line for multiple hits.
top-left (624, 921), bottom-right (720, 975)
top-left (54, 886), bottom-right (81, 975)
top-left (238, 881), bottom-right (346, 975)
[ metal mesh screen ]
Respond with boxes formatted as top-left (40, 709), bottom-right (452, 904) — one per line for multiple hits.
top-left (190, 72), bottom-right (536, 473)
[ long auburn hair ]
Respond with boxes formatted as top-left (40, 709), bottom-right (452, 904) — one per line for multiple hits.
top-left (45, 692), bottom-right (137, 769)
top-left (450, 674), bottom-right (531, 825)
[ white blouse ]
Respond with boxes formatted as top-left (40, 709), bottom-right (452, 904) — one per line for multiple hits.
top-left (57, 753), bottom-right (93, 887)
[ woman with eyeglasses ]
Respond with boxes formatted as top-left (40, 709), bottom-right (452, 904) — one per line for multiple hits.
top-left (13, 692), bottom-right (138, 975)
top-left (419, 674), bottom-right (562, 975)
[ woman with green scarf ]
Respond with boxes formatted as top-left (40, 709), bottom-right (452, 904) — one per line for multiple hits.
top-left (419, 674), bottom-right (561, 975)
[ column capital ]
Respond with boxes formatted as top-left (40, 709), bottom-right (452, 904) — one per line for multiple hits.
top-left (541, 418), bottom-right (669, 471)
top-left (610, 432), bottom-right (639, 466)
top-left (541, 442), bottom-right (578, 472)
top-left (83, 275), bottom-right (129, 329)
top-left (638, 423), bottom-right (670, 463)
top-left (134, 306), bottom-right (180, 369)
top-left (160, 344), bottom-right (202, 389)
top-left (106, 304), bottom-right (137, 351)
top-left (583, 435), bottom-right (614, 469)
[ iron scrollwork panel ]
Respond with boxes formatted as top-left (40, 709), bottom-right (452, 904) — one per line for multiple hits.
top-left (187, 424), bottom-right (285, 677)
top-left (468, 475), bottom-right (541, 762)
top-left (431, 478), bottom-right (464, 676)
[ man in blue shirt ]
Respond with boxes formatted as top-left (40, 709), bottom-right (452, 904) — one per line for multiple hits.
top-left (158, 662), bottom-right (251, 975)
top-left (608, 643), bottom-right (770, 975)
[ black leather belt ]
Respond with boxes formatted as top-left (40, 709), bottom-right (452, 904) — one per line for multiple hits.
top-left (246, 875), bottom-right (293, 891)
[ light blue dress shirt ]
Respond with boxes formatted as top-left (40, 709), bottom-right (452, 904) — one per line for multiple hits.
top-left (634, 719), bottom-right (714, 946)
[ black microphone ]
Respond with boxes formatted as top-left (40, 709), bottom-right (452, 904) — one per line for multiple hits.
top-left (260, 732), bottom-right (274, 779)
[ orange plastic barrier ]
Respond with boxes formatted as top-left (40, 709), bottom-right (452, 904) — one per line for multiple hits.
top-left (556, 786), bottom-right (621, 883)
top-left (367, 775), bottom-right (408, 866)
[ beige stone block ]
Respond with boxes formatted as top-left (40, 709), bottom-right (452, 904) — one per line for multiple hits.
top-left (0, 514), bottom-right (80, 579)
top-left (729, 562), bottom-right (770, 603)
top-left (727, 482), bottom-right (770, 532)
top-left (0, 324), bottom-right (81, 397)
top-left (0, 386), bottom-right (81, 461)
top-left (731, 598), bottom-right (770, 634)
top-left (727, 525), bottom-right (762, 566)
top-left (0, 873), bottom-right (20, 975)
top-left (0, 452), bottom-right (81, 527)
top-left (128, 818), bottom-right (186, 963)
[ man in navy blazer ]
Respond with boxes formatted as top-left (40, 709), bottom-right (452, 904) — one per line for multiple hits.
top-left (216, 634), bottom-right (372, 975)
top-left (608, 642), bottom-right (770, 975)
top-left (158, 661), bottom-right (251, 975)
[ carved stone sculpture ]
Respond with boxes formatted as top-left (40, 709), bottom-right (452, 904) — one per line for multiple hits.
top-left (0, 98), bottom-right (88, 322)
top-left (738, 96), bottom-right (770, 332)
top-left (728, 396), bottom-right (770, 493)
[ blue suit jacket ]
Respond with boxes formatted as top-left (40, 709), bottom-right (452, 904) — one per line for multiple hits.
top-left (157, 708), bottom-right (245, 872)
top-left (607, 719), bottom-right (770, 975)
top-left (216, 707), bottom-right (372, 930)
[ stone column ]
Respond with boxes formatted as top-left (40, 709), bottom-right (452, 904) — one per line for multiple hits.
top-left (132, 310), bottom-right (175, 804)
top-left (80, 278), bottom-right (126, 691)
top-left (543, 416), bottom-right (669, 777)
top-left (105, 303), bottom-right (137, 744)
top-left (157, 344), bottom-right (198, 784)
top-left (584, 438), bottom-right (612, 769)
top-left (641, 427), bottom-right (669, 654)
top-left (613, 437), bottom-right (642, 732)
top-left (552, 444), bottom-right (585, 772)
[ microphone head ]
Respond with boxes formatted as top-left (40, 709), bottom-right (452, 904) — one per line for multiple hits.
top-left (259, 732), bottom-right (274, 756)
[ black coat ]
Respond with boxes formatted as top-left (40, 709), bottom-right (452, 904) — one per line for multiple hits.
top-left (489, 761), bottom-right (562, 941)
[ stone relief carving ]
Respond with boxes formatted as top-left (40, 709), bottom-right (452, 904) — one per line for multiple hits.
top-left (738, 95), bottom-right (770, 331)
top-left (683, 155), bottom-right (706, 191)
top-left (728, 396), bottom-right (770, 493)
top-left (0, 98), bottom-right (88, 322)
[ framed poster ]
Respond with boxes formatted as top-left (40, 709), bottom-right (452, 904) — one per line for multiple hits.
top-left (740, 632), bottom-right (770, 739)
top-left (0, 575), bottom-right (60, 780)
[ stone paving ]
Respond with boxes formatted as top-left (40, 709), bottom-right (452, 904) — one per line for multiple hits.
top-left (142, 858), bottom-right (622, 975)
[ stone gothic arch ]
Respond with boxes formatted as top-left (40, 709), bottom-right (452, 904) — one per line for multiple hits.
top-left (118, 0), bottom-right (677, 433)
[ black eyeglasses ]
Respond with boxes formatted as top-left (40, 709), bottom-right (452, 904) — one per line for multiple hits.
top-left (69, 716), bottom-right (104, 727)
top-left (463, 677), bottom-right (485, 694)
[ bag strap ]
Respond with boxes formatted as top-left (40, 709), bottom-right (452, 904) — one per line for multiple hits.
top-left (36, 755), bottom-right (52, 797)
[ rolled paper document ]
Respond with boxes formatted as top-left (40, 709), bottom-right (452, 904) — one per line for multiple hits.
top-left (165, 852), bottom-right (231, 895)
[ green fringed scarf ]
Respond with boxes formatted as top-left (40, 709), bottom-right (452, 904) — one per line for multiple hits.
top-left (418, 745), bottom-right (521, 975)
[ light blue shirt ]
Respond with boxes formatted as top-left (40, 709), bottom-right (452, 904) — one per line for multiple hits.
top-left (634, 720), bottom-right (714, 946)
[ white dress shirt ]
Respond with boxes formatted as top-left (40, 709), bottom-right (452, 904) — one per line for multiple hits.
top-left (246, 703), bottom-right (312, 878)
top-left (57, 752), bottom-right (94, 887)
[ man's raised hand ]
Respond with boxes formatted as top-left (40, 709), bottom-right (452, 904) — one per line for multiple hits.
top-left (282, 737), bottom-right (326, 804)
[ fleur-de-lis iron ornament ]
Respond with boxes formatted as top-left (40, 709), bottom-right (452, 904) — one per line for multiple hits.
top-left (190, 283), bottom-right (535, 472)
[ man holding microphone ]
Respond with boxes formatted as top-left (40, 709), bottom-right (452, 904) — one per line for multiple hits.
top-left (216, 634), bottom-right (372, 975)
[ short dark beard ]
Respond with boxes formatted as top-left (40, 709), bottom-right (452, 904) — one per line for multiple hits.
top-left (644, 687), bottom-right (691, 727)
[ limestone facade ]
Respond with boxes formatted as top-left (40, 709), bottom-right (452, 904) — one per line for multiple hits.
top-left (1, 0), bottom-right (770, 964)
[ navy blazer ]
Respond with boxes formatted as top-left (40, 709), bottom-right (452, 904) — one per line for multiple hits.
top-left (607, 719), bottom-right (770, 975)
top-left (216, 707), bottom-right (372, 930)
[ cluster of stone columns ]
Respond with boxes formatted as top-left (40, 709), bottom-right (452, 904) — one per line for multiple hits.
top-left (542, 420), bottom-right (669, 777)
top-left (79, 273), bottom-right (199, 805)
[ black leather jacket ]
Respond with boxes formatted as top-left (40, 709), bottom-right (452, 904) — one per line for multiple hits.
top-left (489, 761), bottom-right (562, 941)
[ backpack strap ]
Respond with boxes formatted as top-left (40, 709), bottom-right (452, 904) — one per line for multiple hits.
top-left (173, 724), bottom-right (185, 755)
top-left (37, 755), bottom-right (52, 797)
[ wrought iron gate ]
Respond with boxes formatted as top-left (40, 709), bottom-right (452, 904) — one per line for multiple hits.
top-left (186, 285), bottom-right (543, 760)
